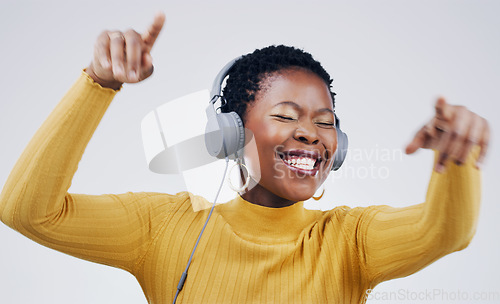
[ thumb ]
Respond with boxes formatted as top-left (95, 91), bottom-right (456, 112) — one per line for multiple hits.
top-left (405, 127), bottom-right (426, 154)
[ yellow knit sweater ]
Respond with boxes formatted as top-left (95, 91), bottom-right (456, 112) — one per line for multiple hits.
top-left (0, 71), bottom-right (481, 304)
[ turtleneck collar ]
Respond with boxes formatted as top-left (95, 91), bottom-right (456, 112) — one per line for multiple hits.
top-left (216, 195), bottom-right (320, 243)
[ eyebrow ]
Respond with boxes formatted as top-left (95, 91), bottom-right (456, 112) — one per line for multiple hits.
top-left (273, 101), bottom-right (334, 115)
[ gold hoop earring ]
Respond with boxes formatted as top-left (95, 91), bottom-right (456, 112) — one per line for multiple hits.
top-left (228, 160), bottom-right (251, 192)
top-left (312, 187), bottom-right (325, 201)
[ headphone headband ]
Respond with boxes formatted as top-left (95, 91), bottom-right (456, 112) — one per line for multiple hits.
top-left (210, 56), bottom-right (243, 104)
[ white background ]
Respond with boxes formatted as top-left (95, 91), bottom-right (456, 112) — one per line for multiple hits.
top-left (0, 0), bottom-right (499, 303)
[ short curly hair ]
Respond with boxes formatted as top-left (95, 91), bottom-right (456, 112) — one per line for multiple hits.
top-left (221, 45), bottom-right (335, 123)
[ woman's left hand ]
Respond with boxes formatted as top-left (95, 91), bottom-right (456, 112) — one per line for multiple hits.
top-left (405, 97), bottom-right (490, 173)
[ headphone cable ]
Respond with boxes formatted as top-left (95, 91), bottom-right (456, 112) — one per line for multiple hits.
top-left (172, 156), bottom-right (230, 304)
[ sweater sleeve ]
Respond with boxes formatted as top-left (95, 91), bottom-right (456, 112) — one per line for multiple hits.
top-left (0, 71), bottom-right (178, 273)
top-left (344, 148), bottom-right (481, 285)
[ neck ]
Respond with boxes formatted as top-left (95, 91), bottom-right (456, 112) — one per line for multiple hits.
top-left (240, 183), bottom-right (297, 208)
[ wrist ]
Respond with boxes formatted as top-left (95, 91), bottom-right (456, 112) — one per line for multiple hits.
top-left (85, 65), bottom-right (123, 90)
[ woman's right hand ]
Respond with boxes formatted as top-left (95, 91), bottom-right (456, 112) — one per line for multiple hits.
top-left (86, 12), bottom-right (165, 90)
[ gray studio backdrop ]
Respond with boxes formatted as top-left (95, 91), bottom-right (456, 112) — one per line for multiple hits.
top-left (0, 1), bottom-right (499, 303)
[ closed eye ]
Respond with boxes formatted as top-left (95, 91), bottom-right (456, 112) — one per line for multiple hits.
top-left (272, 115), bottom-right (296, 121)
top-left (316, 122), bottom-right (335, 128)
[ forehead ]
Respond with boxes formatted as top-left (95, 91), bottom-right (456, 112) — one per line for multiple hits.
top-left (253, 68), bottom-right (334, 111)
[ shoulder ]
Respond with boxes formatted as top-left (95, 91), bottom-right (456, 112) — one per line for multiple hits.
top-left (321, 204), bottom-right (394, 233)
top-left (115, 191), bottom-right (211, 213)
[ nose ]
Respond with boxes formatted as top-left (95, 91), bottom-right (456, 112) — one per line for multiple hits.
top-left (293, 121), bottom-right (319, 145)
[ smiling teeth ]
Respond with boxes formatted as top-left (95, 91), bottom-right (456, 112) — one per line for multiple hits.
top-left (284, 157), bottom-right (316, 170)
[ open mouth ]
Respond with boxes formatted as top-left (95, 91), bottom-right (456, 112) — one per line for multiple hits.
top-left (278, 149), bottom-right (322, 176)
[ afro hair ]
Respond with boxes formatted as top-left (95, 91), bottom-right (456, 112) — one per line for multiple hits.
top-left (221, 45), bottom-right (335, 123)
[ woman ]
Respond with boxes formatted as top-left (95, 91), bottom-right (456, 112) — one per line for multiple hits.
top-left (0, 12), bottom-right (489, 304)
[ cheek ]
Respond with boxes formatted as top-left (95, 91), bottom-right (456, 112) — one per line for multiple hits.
top-left (322, 130), bottom-right (338, 171)
top-left (243, 125), bottom-right (289, 180)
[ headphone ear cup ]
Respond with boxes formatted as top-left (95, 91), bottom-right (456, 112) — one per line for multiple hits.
top-left (213, 111), bottom-right (245, 158)
top-left (332, 129), bottom-right (348, 171)
top-left (226, 112), bottom-right (245, 157)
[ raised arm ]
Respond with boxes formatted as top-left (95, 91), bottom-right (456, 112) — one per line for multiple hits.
top-left (345, 98), bottom-right (489, 285)
top-left (0, 13), bottom-right (169, 273)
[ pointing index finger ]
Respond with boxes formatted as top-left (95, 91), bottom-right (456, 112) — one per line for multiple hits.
top-left (435, 97), bottom-right (453, 121)
top-left (142, 12), bottom-right (166, 52)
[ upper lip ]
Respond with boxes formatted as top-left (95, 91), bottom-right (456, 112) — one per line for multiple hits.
top-left (279, 149), bottom-right (323, 162)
